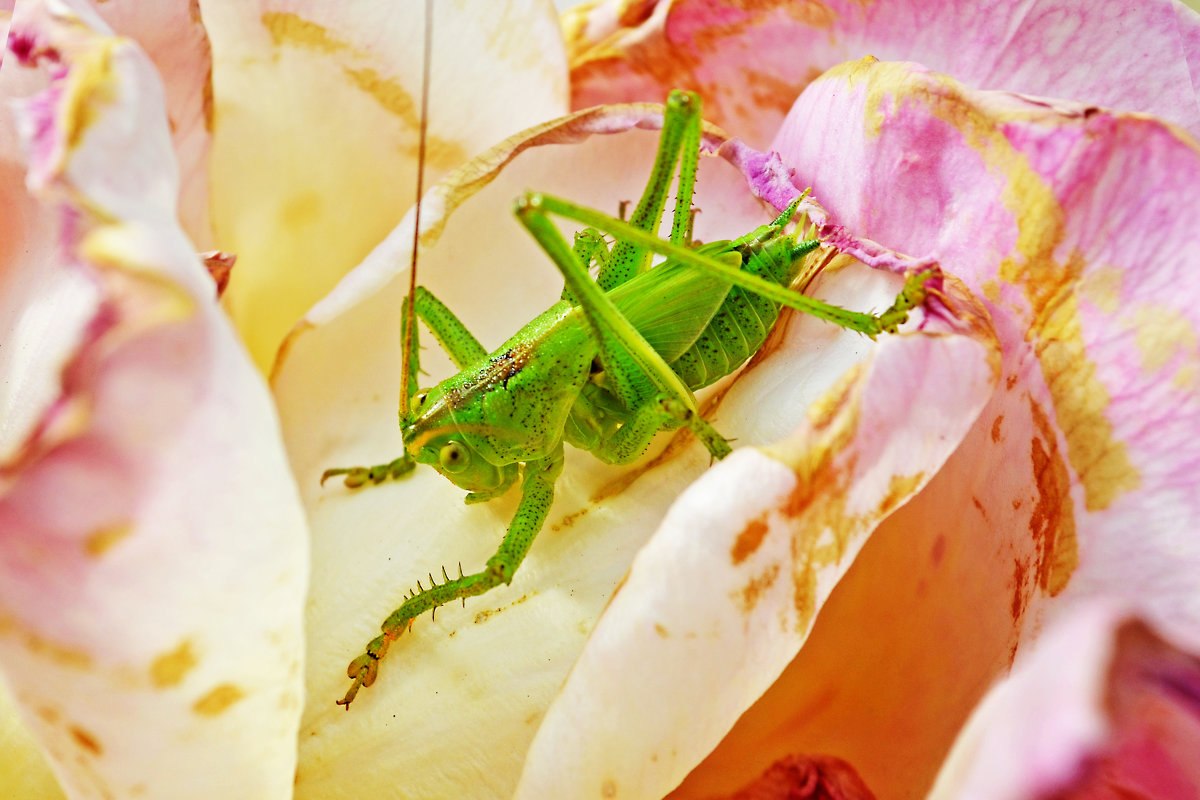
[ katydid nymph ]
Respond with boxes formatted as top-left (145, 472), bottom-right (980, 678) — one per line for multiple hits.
top-left (323, 89), bottom-right (934, 708)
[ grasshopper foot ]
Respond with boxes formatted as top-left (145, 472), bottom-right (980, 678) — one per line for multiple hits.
top-left (879, 268), bottom-right (938, 333)
top-left (321, 456), bottom-right (415, 489)
top-left (337, 634), bottom-right (391, 709)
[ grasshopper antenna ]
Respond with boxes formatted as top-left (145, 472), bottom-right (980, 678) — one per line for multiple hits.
top-left (400, 0), bottom-right (434, 421)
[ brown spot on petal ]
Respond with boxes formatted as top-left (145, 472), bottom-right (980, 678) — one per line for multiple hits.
top-left (84, 523), bottom-right (132, 557)
top-left (1010, 557), bottom-right (1029, 625)
top-left (151, 639), bottom-right (199, 688)
top-left (792, 560), bottom-right (818, 634)
top-left (739, 563), bottom-right (781, 615)
top-left (655, 623), bottom-right (669, 638)
top-left (70, 725), bottom-right (102, 756)
top-left (930, 533), bottom-right (946, 566)
top-left (732, 515), bottom-right (769, 565)
top-left (602, 778), bottom-right (618, 797)
top-left (192, 684), bottom-right (244, 716)
top-left (990, 414), bottom-right (1004, 443)
top-left (1028, 398), bottom-right (1078, 595)
top-left (550, 507), bottom-right (590, 533)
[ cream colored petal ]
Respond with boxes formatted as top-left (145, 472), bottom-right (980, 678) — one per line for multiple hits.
top-left (198, 0), bottom-right (569, 372)
top-left (273, 103), bottom-right (810, 799)
top-left (1, 3), bottom-right (306, 798)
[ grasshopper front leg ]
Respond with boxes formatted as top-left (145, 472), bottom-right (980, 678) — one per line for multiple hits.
top-left (338, 445), bottom-right (565, 708)
top-left (322, 286), bottom-right (490, 489)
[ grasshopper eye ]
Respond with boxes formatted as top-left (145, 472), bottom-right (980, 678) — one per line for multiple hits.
top-left (413, 391), bottom-right (428, 410)
top-left (438, 441), bottom-right (469, 473)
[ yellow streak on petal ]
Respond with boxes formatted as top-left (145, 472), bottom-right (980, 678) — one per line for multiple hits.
top-left (62, 38), bottom-right (119, 151)
top-left (853, 62), bottom-right (1140, 511)
top-left (150, 639), bottom-right (199, 688)
top-left (83, 524), bottom-right (132, 558)
top-left (1079, 265), bottom-right (1124, 314)
top-left (192, 684), bottom-right (244, 716)
top-left (260, 12), bottom-right (466, 168)
top-left (1129, 305), bottom-right (1198, 376)
top-left (1173, 363), bottom-right (1199, 392)
top-left (261, 11), bottom-right (352, 55)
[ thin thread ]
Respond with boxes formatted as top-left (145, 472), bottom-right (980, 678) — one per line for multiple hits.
top-left (401, 0), bottom-right (434, 417)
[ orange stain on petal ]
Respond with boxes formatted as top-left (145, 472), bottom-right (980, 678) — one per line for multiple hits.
top-left (69, 725), bottom-right (103, 756)
top-left (1028, 398), bottom-right (1078, 595)
top-left (150, 639), bottom-right (199, 688)
top-left (84, 524), bottom-right (132, 558)
top-left (192, 684), bottom-right (244, 716)
top-left (731, 515), bottom-right (770, 565)
top-left (738, 563), bottom-right (782, 615)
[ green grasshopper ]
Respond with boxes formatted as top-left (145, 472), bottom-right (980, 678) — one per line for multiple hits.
top-left (324, 90), bottom-right (933, 708)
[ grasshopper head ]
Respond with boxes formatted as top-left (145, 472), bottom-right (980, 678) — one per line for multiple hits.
top-left (402, 387), bottom-right (517, 498)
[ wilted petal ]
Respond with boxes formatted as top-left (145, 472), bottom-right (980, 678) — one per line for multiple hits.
top-left (1, 3), bottom-right (307, 799)
top-left (198, 0), bottom-right (569, 371)
top-left (928, 604), bottom-right (1200, 799)
top-left (564, 0), bottom-right (1200, 146)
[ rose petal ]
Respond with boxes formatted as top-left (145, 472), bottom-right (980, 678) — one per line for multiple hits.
top-left (928, 604), bottom-right (1200, 800)
top-left (654, 58), bottom-right (1200, 799)
top-left (1, 4), bottom-right (307, 798)
top-left (565, 0), bottom-right (1200, 146)
top-left (86, 0), bottom-right (216, 248)
top-left (514, 275), bottom-right (999, 799)
top-left (198, 0), bottom-right (569, 371)
top-left (773, 58), bottom-right (1200, 650)
top-left (272, 102), bottom-right (864, 798)
top-left (0, 678), bottom-right (66, 799)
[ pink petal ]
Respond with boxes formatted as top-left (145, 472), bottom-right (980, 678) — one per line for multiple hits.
top-left (929, 604), bottom-right (1200, 800)
top-left (773, 58), bottom-right (1200, 650)
top-left (1, 3), bottom-right (307, 798)
top-left (565, 0), bottom-right (1200, 146)
top-left (86, 0), bottom-right (216, 248)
